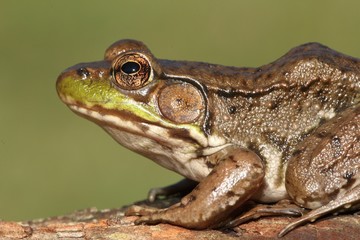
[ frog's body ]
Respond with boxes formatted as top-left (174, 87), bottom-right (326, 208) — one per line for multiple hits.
top-left (57, 40), bottom-right (360, 237)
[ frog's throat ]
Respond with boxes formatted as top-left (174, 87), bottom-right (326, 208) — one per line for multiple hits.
top-left (65, 100), bottom-right (228, 151)
top-left (65, 102), bottom-right (231, 180)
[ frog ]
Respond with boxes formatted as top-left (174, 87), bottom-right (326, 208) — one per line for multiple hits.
top-left (56, 39), bottom-right (360, 237)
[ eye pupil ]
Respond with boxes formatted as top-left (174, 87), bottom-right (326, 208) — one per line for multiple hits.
top-left (121, 61), bottom-right (140, 74)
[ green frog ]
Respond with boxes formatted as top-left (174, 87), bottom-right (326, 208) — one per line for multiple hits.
top-left (56, 39), bottom-right (360, 237)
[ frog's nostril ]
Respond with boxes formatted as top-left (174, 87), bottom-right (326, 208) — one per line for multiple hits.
top-left (76, 67), bottom-right (90, 79)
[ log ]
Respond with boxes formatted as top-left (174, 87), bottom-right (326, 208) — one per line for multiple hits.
top-left (1, 197), bottom-right (360, 240)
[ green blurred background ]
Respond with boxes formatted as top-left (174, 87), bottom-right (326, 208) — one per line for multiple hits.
top-left (1, 1), bottom-right (360, 221)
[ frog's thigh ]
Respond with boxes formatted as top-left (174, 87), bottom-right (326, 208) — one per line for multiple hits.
top-left (286, 105), bottom-right (360, 207)
top-left (135, 148), bottom-right (264, 229)
top-left (282, 105), bottom-right (360, 236)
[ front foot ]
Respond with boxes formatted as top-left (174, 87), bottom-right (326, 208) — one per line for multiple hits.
top-left (125, 205), bottom-right (161, 216)
top-left (126, 147), bottom-right (264, 229)
top-left (125, 205), bottom-right (169, 225)
top-left (147, 178), bottom-right (197, 202)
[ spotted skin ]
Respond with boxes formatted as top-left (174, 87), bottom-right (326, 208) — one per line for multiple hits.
top-left (56, 40), bottom-right (360, 237)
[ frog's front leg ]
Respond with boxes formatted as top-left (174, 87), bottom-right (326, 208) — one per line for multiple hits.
top-left (147, 178), bottom-right (198, 202)
top-left (127, 147), bottom-right (264, 229)
top-left (280, 105), bottom-right (360, 237)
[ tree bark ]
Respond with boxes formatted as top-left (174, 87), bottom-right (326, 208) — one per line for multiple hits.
top-left (1, 198), bottom-right (360, 240)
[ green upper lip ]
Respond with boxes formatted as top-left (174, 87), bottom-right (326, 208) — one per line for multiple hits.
top-left (56, 61), bottom-right (208, 144)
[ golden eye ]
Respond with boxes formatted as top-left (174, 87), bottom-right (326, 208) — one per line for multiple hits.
top-left (111, 53), bottom-right (152, 90)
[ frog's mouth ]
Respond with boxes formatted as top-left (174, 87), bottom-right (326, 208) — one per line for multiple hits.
top-left (66, 101), bottom-right (206, 148)
top-left (57, 70), bottom-right (230, 180)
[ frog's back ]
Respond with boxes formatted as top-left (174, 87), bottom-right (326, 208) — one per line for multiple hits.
top-left (267, 42), bottom-right (360, 93)
top-left (210, 43), bottom-right (358, 152)
top-left (161, 42), bottom-right (360, 95)
top-left (206, 43), bottom-right (359, 202)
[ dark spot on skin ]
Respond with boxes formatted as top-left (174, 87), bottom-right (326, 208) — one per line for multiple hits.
top-left (300, 84), bottom-right (310, 92)
top-left (320, 168), bottom-right (328, 174)
top-left (228, 106), bottom-right (237, 114)
top-left (76, 67), bottom-right (90, 78)
top-left (168, 128), bottom-right (200, 146)
top-left (266, 73), bottom-right (273, 79)
top-left (292, 149), bottom-right (302, 157)
top-left (267, 101), bottom-right (278, 110)
top-left (229, 155), bottom-right (238, 163)
top-left (331, 136), bottom-right (341, 148)
top-left (343, 171), bottom-right (354, 180)
top-left (314, 89), bottom-right (324, 98)
top-left (316, 130), bottom-right (329, 138)
top-left (216, 89), bottom-right (238, 98)
top-left (226, 191), bottom-right (236, 197)
top-left (206, 161), bottom-right (216, 169)
top-left (318, 118), bottom-right (327, 126)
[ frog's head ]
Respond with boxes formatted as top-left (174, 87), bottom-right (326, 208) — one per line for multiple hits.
top-left (56, 39), bottom-right (226, 180)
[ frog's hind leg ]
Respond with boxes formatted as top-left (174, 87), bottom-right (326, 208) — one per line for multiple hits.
top-left (224, 200), bottom-right (304, 228)
top-left (279, 184), bottom-right (360, 237)
top-left (280, 105), bottom-right (360, 237)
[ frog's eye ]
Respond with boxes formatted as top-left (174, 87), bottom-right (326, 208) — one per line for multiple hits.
top-left (111, 53), bottom-right (152, 90)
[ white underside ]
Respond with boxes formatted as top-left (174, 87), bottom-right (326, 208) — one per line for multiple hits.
top-left (252, 143), bottom-right (288, 202)
top-left (103, 125), bottom-right (214, 181)
top-left (69, 104), bottom-right (288, 203)
top-left (69, 104), bottom-right (229, 181)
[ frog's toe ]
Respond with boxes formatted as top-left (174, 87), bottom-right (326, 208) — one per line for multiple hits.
top-left (125, 205), bottom-right (158, 216)
top-left (134, 215), bottom-right (160, 225)
top-left (225, 202), bottom-right (304, 228)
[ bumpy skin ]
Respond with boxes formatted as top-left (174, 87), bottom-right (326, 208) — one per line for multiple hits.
top-left (57, 40), bottom-right (360, 237)
top-left (203, 43), bottom-right (360, 202)
top-left (286, 105), bottom-right (360, 208)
